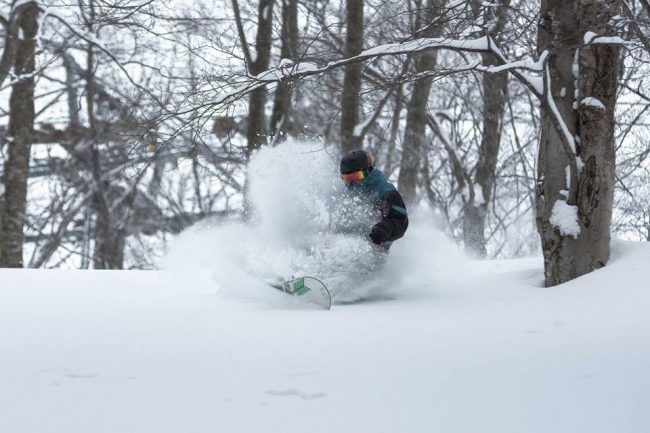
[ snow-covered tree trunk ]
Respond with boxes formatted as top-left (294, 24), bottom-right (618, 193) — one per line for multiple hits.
top-left (0, 3), bottom-right (39, 268)
top-left (397, 0), bottom-right (444, 205)
top-left (536, 0), bottom-right (621, 286)
top-left (340, 0), bottom-right (364, 153)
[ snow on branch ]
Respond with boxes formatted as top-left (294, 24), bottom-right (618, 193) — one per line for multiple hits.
top-left (201, 31), bottom-right (577, 167)
top-left (580, 97), bottom-right (606, 111)
top-left (253, 36), bottom-right (491, 84)
top-left (205, 34), bottom-right (556, 110)
top-left (201, 36), bottom-right (505, 109)
top-left (583, 31), bottom-right (629, 46)
top-left (477, 54), bottom-right (546, 74)
top-left (478, 42), bottom-right (578, 184)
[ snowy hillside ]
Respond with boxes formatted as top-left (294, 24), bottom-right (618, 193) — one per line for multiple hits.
top-left (2, 238), bottom-right (650, 432)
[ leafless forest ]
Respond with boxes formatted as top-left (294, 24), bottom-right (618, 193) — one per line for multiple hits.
top-left (0, 0), bottom-right (648, 285)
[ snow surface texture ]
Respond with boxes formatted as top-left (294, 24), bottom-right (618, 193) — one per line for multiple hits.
top-left (165, 140), bottom-right (444, 303)
top-left (2, 242), bottom-right (650, 432)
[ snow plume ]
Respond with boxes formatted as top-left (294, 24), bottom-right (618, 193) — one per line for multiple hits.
top-left (247, 140), bottom-right (338, 242)
top-left (165, 139), bottom-right (473, 305)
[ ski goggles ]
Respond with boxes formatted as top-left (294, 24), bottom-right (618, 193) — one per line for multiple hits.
top-left (341, 170), bottom-right (365, 185)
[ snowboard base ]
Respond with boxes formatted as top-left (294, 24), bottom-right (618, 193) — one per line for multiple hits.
top-left (269, 276), bottom-right (332, 310)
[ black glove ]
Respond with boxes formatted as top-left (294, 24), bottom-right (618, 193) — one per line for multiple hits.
top-left (369, 224), bottom-right (389, 245)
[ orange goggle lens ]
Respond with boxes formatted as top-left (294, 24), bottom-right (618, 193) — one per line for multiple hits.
top-left (341, 170), bottom-right (365, 185)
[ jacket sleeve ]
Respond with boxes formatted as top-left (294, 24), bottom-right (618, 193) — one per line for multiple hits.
top-left (372, 190), bottom-right (408, 243)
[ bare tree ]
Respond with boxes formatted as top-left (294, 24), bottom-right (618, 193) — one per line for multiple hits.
top-left (270, 0), bottom-right (299, 139)
top-left (233, 0), bottom-right (275, 154)
top-left (461, 0), bottom-right (510, 257)
top-left (340, 0), bottom-right (364, 152)
top-left (398, 0), bottom-right (445, 206)
top-left (0, 1), bottom-right (39, 267)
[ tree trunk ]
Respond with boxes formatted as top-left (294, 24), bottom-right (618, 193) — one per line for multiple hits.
top-left (536, 0), bottom-right (621, 286)
top-left (63, 53), bottom-right (82, 130)
top-left (80, 2), bottom-right (125, 270)
top-left (0, 3), bottom-right (39, 268)
top-left (464, 64), bottom-right (507, 257)
top-left (340, 0), bottom-right (364, 153)
top-left (383, 83), bottom-right (404, 177)
top-left (462, 0), bottom-right (510, 258)
top-left (397, 0), bottom-right (443, 206)
top-left (246, 0), bottom-right (275, 154)
top-left (270, 0), bottom-right (298, 140)
top-left (93, 199), bottom-right (126, 269)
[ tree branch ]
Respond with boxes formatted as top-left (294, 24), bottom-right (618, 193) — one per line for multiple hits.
top-left (622, 0), bottom-right (650, 54)
top-left (38, 6), bottom-right (169, 113)
top-left (231, 0), bottom-right (253, 68)
top-left (427, 112), bottom-right (472, 200)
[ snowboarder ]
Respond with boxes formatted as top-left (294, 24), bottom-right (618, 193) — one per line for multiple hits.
top-left (339, 149), bottom-right (408, 249)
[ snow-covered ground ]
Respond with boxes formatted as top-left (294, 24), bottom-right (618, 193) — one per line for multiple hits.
top-left (2, 241), bottom-right (650, 433)
top-left (2, 142), bottom-right (649, 432)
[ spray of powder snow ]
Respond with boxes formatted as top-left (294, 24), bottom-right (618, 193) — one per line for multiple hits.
top-left (164, 139), bottom-right (474, 304)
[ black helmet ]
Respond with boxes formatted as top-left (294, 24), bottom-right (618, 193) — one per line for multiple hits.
top-left (340, 149), bottom-right (374, 174)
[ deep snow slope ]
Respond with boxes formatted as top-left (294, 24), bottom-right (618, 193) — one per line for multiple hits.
top-left (1, 241), bottom-right (649, 433)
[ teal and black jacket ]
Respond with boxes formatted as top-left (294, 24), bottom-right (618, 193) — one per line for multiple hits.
top-left (350, 168), bottom-right (409, 244)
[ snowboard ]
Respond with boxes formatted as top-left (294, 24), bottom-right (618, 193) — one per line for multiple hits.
top-left (269, 276), bottom-right (332, 310)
